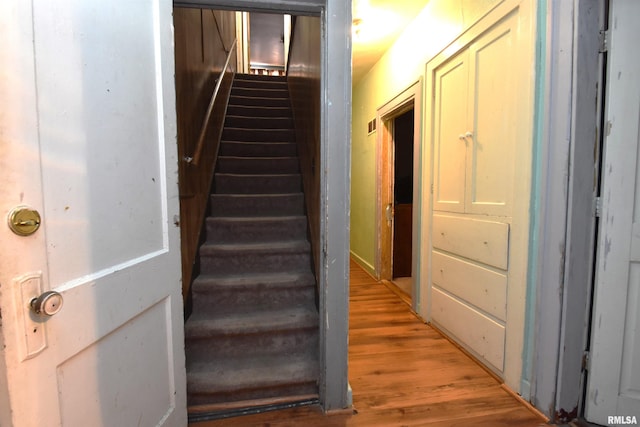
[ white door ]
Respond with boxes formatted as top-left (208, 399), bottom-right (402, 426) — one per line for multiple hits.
top-left (0, 0), bottom-right (187, 426)
top-left (586, 0), bottom-right (640, 424)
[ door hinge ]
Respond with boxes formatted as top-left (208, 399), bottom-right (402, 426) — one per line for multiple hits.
top-left (599, 30), bottom-right (609, 53)
top-left (430, 183), bottom-right (434, 194)
top-left (594, 196), bottom-right (602, 218)
top-left (582, 351), bottom-right (590, 371)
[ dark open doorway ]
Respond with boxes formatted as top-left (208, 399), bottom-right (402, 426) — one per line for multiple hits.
top-left (392, 109), bottom-right (414, 280)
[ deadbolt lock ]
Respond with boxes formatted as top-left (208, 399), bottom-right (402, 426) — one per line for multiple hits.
top-left (8, 206), bottom-right (41, 236)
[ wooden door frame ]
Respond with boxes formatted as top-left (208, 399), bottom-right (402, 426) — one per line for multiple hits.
top-left (375, 80), bottom-right (422, 310)
top-left (529, 0), bottom-right (605, 420)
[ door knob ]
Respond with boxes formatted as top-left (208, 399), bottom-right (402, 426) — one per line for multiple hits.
top-left (30, 291), bottom-right (63, 317)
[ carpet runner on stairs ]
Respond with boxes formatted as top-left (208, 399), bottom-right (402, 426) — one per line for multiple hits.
top-left (185, 73), bottom-right (319, 415)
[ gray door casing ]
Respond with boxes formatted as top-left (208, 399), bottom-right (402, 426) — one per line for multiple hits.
top-left (173, 0), bottom-right (352, 412)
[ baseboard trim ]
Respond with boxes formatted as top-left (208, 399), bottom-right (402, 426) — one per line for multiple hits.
top-left (349, 251), bottom-right (376, 278)
top-left (500, 384), bottom-right (550, 423)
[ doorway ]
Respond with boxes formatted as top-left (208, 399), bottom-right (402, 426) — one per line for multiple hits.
top-left (391, 109), bottom-right (414, 297)
top-left (376, 81), bottom-right (422, 309)
top-left (172, 0), bottom-right (351, 414)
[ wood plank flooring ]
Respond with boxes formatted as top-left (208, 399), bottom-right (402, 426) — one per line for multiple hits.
top-left (190, 260), bottom-right (547, 426)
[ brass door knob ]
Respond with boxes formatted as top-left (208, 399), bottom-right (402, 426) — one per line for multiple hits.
top-left (8, 206), bottom-right (41, 236)
top-left (30, 291), bottom-right (63, 317)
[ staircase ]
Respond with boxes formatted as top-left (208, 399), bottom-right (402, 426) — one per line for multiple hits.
top-left (185, 73), bottom-right (320, 416)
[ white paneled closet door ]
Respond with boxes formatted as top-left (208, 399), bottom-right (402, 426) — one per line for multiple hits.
top-left (427, 0), bottom-right (534, 388)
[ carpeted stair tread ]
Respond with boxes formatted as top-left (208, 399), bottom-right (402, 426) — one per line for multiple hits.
top-left (234, 73), bottom-right (287, 83)
top-left (233, 77), bottom-right (287, 86)
top-left (188, 354), bottom-right (318, 387)
top-left (228, 95), bottom-right (290, 108)
top-left (216, 156), bottom-right (299, 174)
top-left (187, 354), bottom-right (318, 404)
top-left (224, 115), bottom-right (294, 129)
top-left (200, 239), bottom-right (310, 254)
top-left (185, 306), bottom-right (318, 337)
top-left (231, 87), bottom-right (289, 99)
top-left (192, 271), bottom-right (315, 291)
top-left (198, 240), bottom-right (311, 276)
top-left (190, 272), bottom-right (316, 314)
top-left (206, 215), bottom-right (307, 243)
top-left (226, 104), bottom-right (291, 118)
top-left (222, 127), bottom-right (295, 142)
top-left (215, 173), bottom-right (301, 194)
top-left (219, 141), bottom-right (297, 157)
top-left (210, 193), bottom-right (304, 217)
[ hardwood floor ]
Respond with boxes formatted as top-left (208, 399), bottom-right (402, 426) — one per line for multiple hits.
top-left (190, 260), bottom-right (547, 426)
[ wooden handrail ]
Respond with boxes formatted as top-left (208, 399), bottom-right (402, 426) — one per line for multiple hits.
top-left (186, 37), bottom-right (237, 166)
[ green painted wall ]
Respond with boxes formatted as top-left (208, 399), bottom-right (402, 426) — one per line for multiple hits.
top-left (350, 0), bottom-right (502, 272)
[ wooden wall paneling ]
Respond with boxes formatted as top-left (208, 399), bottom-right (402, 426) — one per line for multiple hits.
top-left (432, 250), bottom-right (507, 321)
top-left (287, 15), bottom-right (321, 276)
top-left (431, 214), bottom-right (509, 270)
top-left (174, 7), bottom-right (236, 300)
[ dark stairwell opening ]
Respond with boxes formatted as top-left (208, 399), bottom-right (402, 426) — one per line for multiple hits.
top-left (173, 8), bottom-right (322, 422)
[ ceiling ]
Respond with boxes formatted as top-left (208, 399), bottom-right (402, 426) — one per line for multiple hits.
top-left (242, 0), bottom-right (430, 83)
top-left (351, 0), bottom-right (431, 84)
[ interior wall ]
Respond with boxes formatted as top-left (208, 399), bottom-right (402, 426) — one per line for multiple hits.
top-left (350, 0), bottom-right (503, 272)
top-left (288, 15), bottom-right (322, 276)
top-left (174, 8), bottom-right (236, 299)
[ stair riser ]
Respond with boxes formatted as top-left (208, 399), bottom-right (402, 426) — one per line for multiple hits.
top-left (200, 251), bottom-right (311, 275)
top-left (222, 128), bottom-right (295, 143)
top-left (216, 157), bottom-right (299, 174)
top-left (187, 382), bottom-right (318, 407)
top-left (231, 87), bottom-right (289, 99)
top-left (235, 74), bottom-right (287, 83)
top-left (215, 174), bottom-right (301, 194)
top-left (210, 194), bottom-right (304, 217)
top-left (186, 329), bottom-right (318, 364)
top-left (225, 116), bottom-right (293, 129)
top-left (191, 285), bottom-right (316, 314)
top-left (229, 95), bottom-right (290, 108)
top-left (219, 142), bottom-right (297, 157)
top-left (206, 217), bottom-right (307, 243)
top-left (234, 77), bottom-right (287, 88)
top-left (226, 104), bottom-right (291, 118)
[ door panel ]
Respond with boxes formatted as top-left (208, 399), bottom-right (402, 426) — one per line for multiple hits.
top-left (57, 300), bottom-right (174, 426)
top-left (36, 0), bottom-right (166, 284)
top-left (0, 0), bottom-right (187, 425)
top-left (433, 51), bottom-right (469, 213)
top-left (392, 204), bottom-right (413, 277)
top-left (587, 1), bottom-right (640, 421)
top-left (467, 17), bottom-right (516, 216)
